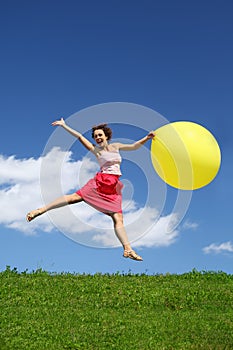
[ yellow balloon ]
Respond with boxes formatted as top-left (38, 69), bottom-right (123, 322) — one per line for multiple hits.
top-left (151, 121), bottom-right (221, 190)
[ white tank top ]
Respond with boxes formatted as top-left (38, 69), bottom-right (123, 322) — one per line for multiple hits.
top-left (97, 149), bottom-right (122, 175)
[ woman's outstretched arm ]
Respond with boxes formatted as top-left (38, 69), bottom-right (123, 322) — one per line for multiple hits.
top-left (52, 118), bottom-right (95, 152)
top-left (115, 131), bottom-right (155, 151)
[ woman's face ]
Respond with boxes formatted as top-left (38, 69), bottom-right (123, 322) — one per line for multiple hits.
top-left (93, 129), bottom-right (108, 146)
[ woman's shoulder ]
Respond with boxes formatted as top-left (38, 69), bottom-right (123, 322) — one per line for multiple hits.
top-left (108, 143), bottom-right (120, 151)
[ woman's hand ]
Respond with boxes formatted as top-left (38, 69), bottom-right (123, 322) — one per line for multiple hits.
top-left (147, 131), bottom-right (156, 139)
top-left (51, 117), bottom-right (66, 127)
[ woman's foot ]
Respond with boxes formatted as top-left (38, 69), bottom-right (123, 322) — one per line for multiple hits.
top-left (26, 209), bottom-right (43, 222)
top-left (123, 250), bottom-right (143, 261)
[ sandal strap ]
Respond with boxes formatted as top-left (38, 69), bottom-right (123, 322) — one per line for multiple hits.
top-left (123, 250), bottom-right (143, 261)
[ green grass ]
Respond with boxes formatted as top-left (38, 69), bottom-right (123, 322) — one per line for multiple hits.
top-left (0, 267), bottom-right (233, 350)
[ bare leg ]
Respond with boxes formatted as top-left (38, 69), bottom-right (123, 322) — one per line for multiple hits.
top-left (26, 193), bottom-right (83, 221)
top-left (111, 213), bottom-right (143, 261)
top-left (42, 193), bottom-right (83, 213)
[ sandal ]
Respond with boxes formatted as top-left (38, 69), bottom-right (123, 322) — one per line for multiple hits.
top-left (26, 209), bottom-right (42, 222)
top-left (123, 250), bottom-right (143, 261)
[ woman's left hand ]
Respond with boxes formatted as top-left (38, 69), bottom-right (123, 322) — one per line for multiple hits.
top-left (147, 131), bottom-right (156, 139)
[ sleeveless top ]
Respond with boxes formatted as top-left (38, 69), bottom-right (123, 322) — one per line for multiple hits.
top-left (96, 149), bottom-right (122, 176)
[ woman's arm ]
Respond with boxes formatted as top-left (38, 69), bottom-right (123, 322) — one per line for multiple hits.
top-left (52, 118), bottom-right (95, 152)
top-left (115, 131), bottom-right (155, 151)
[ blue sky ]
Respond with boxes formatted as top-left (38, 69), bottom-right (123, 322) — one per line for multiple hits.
top-left (0, 0), bottom-right (232, 275)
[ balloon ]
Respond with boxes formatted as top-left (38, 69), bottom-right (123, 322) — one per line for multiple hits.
top-left (151, 121), bottom-right (221, 190)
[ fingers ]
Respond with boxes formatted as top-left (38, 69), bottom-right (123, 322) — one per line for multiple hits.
top-left (147, 131), bottom-right (156, 139)
top-left (51, 117), bottom-right (64, 126)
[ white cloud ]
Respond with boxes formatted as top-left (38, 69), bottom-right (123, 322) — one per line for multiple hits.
top-left (182, 219), bottom-right (199, 230)
top-left (203, 241), bottom-right (233, 254)
top-left (0, 148), bottom-right (97, 235)
top-left (0, 147), bottom-right (190, 248)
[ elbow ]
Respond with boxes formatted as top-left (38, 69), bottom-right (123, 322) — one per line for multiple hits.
top-left (133, 143), bottom-right (141, 150)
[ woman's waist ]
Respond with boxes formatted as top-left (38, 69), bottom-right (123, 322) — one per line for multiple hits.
top-left (100, 164), bottom-right (122, 176)
top-left (95, 172), bottom-right (123, 194)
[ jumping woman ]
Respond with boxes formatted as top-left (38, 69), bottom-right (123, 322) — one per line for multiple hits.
top-left (26, 118), bottom-right (155, 261)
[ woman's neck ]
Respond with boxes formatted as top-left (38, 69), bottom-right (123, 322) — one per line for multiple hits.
top-left (98, 142), bottom-right (109, 151)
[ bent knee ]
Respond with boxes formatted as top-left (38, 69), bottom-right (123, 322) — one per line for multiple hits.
top-left (69, 193), bottom-right (83, 204)
top-left (112, 212), bottom-right (124, 225)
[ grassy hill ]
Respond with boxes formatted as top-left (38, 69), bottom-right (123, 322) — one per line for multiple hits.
top-left (0, 267), bottom-right (233, 349)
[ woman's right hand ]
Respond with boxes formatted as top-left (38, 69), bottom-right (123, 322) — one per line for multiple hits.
top-left (51, 117), bottom-right (66, 127)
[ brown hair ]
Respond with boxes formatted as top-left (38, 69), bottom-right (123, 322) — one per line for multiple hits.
top-left (91, 123), bottom-right (113, 141)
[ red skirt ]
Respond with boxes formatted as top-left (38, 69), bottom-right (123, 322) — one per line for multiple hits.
top-left (76, 173), bottom-right (123, 215)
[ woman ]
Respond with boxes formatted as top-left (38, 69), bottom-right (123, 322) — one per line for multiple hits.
top-left (27, 118), bottom-right (155, 261)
